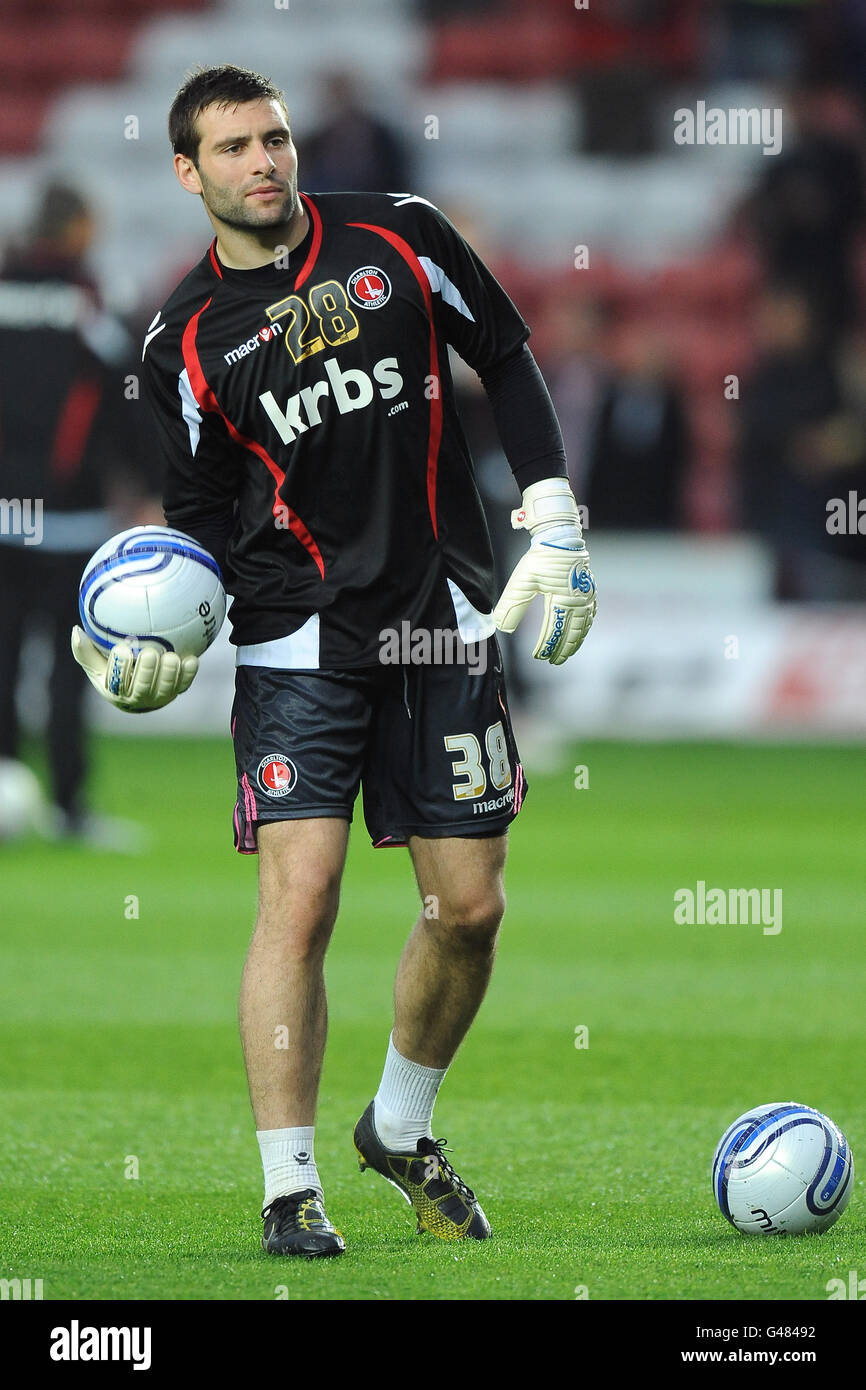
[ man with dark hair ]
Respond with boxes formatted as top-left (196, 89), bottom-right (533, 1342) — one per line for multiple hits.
top-left (72, 64), bottom-right (596, 1256)
top-left (167, 65), bottom-right (288, 162)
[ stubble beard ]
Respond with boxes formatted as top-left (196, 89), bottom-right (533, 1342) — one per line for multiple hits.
top-left (199, 172), bottom-right (299, 236)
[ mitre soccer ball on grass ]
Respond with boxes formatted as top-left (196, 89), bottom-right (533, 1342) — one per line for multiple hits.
top-left (712, 1102), bottom-right (854, 1235)
top-left (78, 526), bottom-right (225, 658)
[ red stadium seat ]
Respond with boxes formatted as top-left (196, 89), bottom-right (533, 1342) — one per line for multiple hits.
top-left (2, 0), bottom-right (206, 12)
top-left (0, 0), bottom-right (212, 154)
top-left (427, 3), bottom-right (698, 82)
top-left (0, 20), bottom-right (135, 82)
top-left (0, 89), bottom-right (54, 155)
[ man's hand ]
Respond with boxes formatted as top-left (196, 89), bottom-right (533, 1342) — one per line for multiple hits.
top-left (492, 477), bottom-right (596, 665)
top-left (71, 626), bottom-right (198, 713)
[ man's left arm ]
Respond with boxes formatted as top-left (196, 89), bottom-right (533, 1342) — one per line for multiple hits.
top-left (480, 345), bottom-right (596, 665)
top-left (419, 202), bottom-right (596, 664)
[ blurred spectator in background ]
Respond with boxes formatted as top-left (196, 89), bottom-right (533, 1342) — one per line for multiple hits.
top-left (833, 0), bottom-right (866, 92)
top-left (534, 293), bottom-right (608, 501)
top-left (735, 282), bottom-right (851, 598)
top-left (0, 184), bottom-right (156, 847)
top-left (746, 80), bottom-right (866, 347)
top-left (713, 0), bottom-right (815, 81)
top-left (583, 322), bottom-right (689, 529)
top-left (419, 0), bottom-right (499, 14)
top-left (302, 71), bottom-right (411, 194)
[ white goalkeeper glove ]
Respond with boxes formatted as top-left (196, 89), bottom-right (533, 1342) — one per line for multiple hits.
top-left (492, 477), bottom-right (596, 665)
top-left (71, 627), bottom-right (198, 713)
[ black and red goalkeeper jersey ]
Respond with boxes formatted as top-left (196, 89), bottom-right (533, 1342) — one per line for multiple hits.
top-left (144, 191), bottom-right (531, 667)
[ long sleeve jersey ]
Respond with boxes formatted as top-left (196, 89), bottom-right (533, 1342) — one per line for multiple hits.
top-left (144, 190), bottom-right (561, 667)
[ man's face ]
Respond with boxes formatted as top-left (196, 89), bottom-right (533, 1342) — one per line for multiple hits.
top-left (175, 98), bottom-right (300, 232)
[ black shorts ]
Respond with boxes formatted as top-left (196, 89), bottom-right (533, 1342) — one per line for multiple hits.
top-left (230, 637), bottom-right (527, 852)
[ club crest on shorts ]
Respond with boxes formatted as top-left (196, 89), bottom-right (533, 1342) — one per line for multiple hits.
top-left (347, 266), bottom-right (391, 310)
top-left (257, 754), bottom-right (298, 798)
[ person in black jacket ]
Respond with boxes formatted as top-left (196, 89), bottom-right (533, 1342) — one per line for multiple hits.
top-left (0, 184), bottom-right (152, 843)
top-left (584, 323), bottom-right (688, 530)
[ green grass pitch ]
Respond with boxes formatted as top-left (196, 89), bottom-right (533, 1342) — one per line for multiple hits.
top-left (0, 736), bottom-right (863, 1301)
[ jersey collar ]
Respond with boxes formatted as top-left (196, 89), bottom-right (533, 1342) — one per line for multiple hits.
top-left (208, 192), bottom-right (321, 292)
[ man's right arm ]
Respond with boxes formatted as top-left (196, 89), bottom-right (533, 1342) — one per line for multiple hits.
top-left (70, 333), bottom-right (243, 712)
top-left (142, 347), bottom-right (243, 577)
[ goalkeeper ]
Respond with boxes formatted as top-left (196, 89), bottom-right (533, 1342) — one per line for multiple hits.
top-left (72, 65), bottom-right (596, 1256)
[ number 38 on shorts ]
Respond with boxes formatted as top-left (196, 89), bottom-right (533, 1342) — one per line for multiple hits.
top-left (445, 721), bottom-right (512, 801)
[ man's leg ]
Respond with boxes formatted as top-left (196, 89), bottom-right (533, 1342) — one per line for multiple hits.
top-left (239, 816), bottom-right (349, 1254)
top-left (354, 832), bottom-right (507, 1240)
top-left (396, 831), bottom-right (507, 1068)
top-left (240, 815), bottom-right (348, 1129)
top-left (231, 664), bottom-right (375, 1254)
top-left (374, 831), bottom-right (506, 1147)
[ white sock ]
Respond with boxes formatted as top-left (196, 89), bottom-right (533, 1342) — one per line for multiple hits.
top-left (256, 1127), bottom-right (322, 1206)
top-left (373, 1033), bottom-right (448, 1152)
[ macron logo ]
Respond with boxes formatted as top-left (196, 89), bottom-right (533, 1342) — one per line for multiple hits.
top-left (225, 321), bottom-right (284, 365)
top-left (259, 354), bottom-right (404, 444)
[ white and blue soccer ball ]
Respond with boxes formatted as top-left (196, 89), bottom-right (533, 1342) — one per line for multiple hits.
top-left (712, 1102), bottom-right (854, 1235)
top-left (79, 526), bottom-right (226, 659)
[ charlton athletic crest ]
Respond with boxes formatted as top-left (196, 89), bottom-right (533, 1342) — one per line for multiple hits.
top-left (347, 266), bottom-right (391, 310)
top-left (257, 754), bottom-right (298, 798)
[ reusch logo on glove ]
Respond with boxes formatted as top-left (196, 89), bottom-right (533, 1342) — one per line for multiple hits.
top-left (571, 566), bottom-right (595, 594)
top-left (541, 605), bottom-right (567, 658)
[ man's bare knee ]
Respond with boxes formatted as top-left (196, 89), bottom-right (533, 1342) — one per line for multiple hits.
top-left (255, 818), bottom-right (348, 956)
top-left (426, 885), bottom-right (505, 950)
top-left (409, 833), bottom-right (507, 951)
top-left (255, 883), bottom-right (340, 957)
